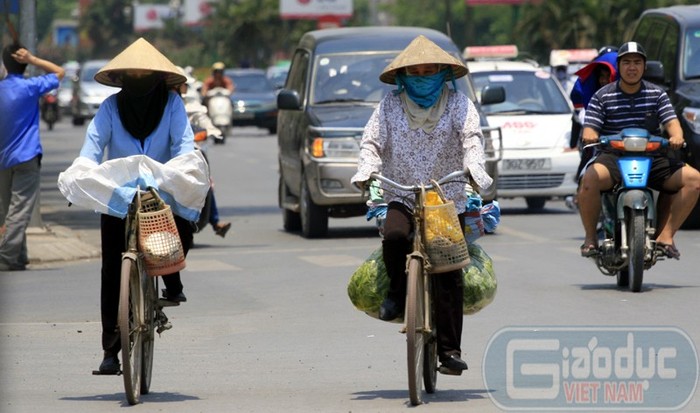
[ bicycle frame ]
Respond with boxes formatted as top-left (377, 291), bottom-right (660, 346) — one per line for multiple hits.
top-left (118, 187), bottom-right (173, 405)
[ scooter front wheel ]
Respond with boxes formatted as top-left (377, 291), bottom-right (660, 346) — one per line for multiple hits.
top-left (626, 209), bottom-right (646, 292)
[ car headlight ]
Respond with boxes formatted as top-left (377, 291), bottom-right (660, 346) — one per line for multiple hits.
top-left (310, 137), bottom-right (360, 158)
top-left (682, 107), bottom-right (700, 135)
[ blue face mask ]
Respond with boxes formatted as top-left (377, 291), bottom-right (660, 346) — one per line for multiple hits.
top-left (396, 69), bottom-right (450, 108)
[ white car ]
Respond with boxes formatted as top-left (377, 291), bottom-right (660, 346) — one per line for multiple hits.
top-left (468, 58), bottom-right (579, 210)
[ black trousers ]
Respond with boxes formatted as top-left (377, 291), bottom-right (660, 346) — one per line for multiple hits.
top-left (100, 214), bottom-right (194, 354)
top-left (382, 202), bottom-right (465, 361)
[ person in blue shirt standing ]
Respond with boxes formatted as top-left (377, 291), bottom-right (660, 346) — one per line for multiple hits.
top-left (0, 44), bottom-right (65, 271)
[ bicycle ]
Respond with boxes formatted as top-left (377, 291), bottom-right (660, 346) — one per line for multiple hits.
top-left (369, 170), bottom-right (470, 406)
top-left (94, 187), bottom-right (180, 405)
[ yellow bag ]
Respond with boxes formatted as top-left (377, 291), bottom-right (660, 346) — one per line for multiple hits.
top-left (422, 181), bottom-right (470, 273)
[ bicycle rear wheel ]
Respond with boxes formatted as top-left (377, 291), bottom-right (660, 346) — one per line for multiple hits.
top-left (406, 256), bottom-right (425, 406)
top-left (423, 276), bottom-right (438, 394)
top-left (119, 255), bottom-right (144, 405)
top-left (140, 273), bottom-right (157, 394)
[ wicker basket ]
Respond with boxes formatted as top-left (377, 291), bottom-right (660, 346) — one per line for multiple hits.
top-left (137, 189), bottom-right (186, 276)
top-left (422, 181), bottom-right (470, 273)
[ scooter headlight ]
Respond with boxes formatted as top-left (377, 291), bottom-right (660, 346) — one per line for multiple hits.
top-left (620, 137), bottom-right (648, 152)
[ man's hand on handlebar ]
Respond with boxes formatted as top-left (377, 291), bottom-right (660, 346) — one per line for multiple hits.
top-left (668, 135), bottom-right (685, 151)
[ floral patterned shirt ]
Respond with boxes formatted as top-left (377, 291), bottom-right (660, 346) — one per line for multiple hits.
top-left (351, 90), bottom-right (493, 212)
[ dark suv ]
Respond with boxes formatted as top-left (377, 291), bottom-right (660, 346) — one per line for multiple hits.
top-left (629, 5), bottom-right (700, 228)
top-left (277, 26), bottom-right (503, 238)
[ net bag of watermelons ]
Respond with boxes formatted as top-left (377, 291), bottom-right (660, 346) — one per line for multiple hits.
top-left (347, 243), bottom-right (496, 321)
top-left (462, 243), bottom-right (497, 315)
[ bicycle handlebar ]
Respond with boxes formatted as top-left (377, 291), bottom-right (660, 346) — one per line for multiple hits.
top-left (369, 169), bottom-right (470, 192)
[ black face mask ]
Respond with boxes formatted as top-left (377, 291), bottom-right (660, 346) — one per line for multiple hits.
top-left (116, 73), bottom-right (169, 141)
top-left (121, 73), bottom-right (160, 97)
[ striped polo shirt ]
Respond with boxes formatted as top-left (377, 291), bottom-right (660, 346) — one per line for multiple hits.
top-left (583, 80), bottom-right (676, 136)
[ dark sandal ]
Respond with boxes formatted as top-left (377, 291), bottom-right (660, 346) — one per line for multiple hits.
top-left (656, 242), bottom-right (680, 260)
top-left (580, 243), bottom-right (598, 257)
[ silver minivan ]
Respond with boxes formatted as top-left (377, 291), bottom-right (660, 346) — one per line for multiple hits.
top-left (71, 60), bottom-right (119, 126)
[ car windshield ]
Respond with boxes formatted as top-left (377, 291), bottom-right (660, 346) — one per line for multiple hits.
top-left (311, 52), bottom-right (394, 104)
top-left (229, 73), bottom-right (275, 93)
top-left (683, 27), bottom-right (700, 80)
top-left (310, 51), bottom-right (475, 105)
top-left (472, 71), bottom-right (571, 115)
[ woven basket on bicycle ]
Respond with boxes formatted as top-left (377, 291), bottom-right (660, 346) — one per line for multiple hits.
top-left (422, 181), bottom-right (470, 273)
top-left (137, 188), bottom-right (186, 276)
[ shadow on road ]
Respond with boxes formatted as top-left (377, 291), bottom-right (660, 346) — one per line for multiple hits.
top-left (351, 387), bottom-right (492, 403)
top-left (576, 283), bottom-right (692, 292)
top-left (60, 391), bottom-right (200, 405)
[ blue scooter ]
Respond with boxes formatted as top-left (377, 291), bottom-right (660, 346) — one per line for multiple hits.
top-left (591, 128), bottom-right (672, 292)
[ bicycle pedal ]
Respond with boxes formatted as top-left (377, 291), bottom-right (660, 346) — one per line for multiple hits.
top-left (157, 322), bottom-right (173, 335)
top-left (438, 366), bottom-right (463, 376)
top-left (158, 298), bottom-right (180, 307)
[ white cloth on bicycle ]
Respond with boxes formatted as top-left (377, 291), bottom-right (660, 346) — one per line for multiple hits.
top-left (57, 151), bottom-right (210, 221)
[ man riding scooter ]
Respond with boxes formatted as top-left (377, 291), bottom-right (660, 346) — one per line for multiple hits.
top-left (201, 62), bottom-right (235, 144)
top-left (577, 41), bottom-right (700, 259)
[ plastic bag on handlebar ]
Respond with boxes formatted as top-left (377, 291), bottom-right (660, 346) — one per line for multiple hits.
top-left (347, 243), bottom-right (497, 321)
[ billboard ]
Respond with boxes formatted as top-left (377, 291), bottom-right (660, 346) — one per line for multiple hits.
top-left (133, 4), bottom-right (174, 32)
top-left (182, 0), bottom-right (214, 26)
top-left (280, 0), bottom-right (353, 19)
top-left (0, 0), bottom-right (19, 13)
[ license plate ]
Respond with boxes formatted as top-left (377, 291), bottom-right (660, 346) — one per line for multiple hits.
top-left (502, 158), bottom-right (551, 170)
top-left (233, 112), bottom-right (255, 120)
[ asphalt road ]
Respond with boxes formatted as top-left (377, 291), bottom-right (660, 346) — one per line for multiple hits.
top-left (1, 118), bottom-right (699, 412)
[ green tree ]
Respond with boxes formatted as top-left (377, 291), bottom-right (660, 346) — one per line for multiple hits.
top-left (79, 0), bottom-right (133, 60)
top-left (204, 0), bottom-right (315, 68)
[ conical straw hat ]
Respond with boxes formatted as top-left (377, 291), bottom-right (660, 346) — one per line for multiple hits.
top-left (94, 38), bottom-right (186, 87)
top-left (379, 35), bottom-right (468, 84)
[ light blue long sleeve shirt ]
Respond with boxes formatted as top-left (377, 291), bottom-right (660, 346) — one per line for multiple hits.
top-left (79, 90), bottom-right (194, 163)
top-left (77, 90), bottom-right (198, 219)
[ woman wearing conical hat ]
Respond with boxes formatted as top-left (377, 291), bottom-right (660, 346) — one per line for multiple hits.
top-left (78, 38), bottom-right (195, 374)
top-left (351, 35), bottom-right (493, 373)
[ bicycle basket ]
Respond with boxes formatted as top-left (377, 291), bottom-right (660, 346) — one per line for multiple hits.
top-left (137, 189), bottom-right (186, 276)
top-left (422, 181), bottom-right (470, 273)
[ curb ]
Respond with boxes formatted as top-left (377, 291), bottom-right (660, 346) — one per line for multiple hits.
top-left (27, 225), bottom-right (101, 264)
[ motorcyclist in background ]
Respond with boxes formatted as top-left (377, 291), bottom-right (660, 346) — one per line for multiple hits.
top-left (200, 62), bottom-right (235, 96)
top-left (177, 68), bottom-right (232, 238)
top-left (568, 47), bottom-right (619, 195)
top-left (569, 46), bottom-right (619, 151)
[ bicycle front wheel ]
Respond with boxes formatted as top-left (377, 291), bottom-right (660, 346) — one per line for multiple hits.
top-left (406, 256), bottom-right (425, 406)
top-left (119, 255), bottom-right (144, 405)
top-left (140, 272), bottom-right (157, 394)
